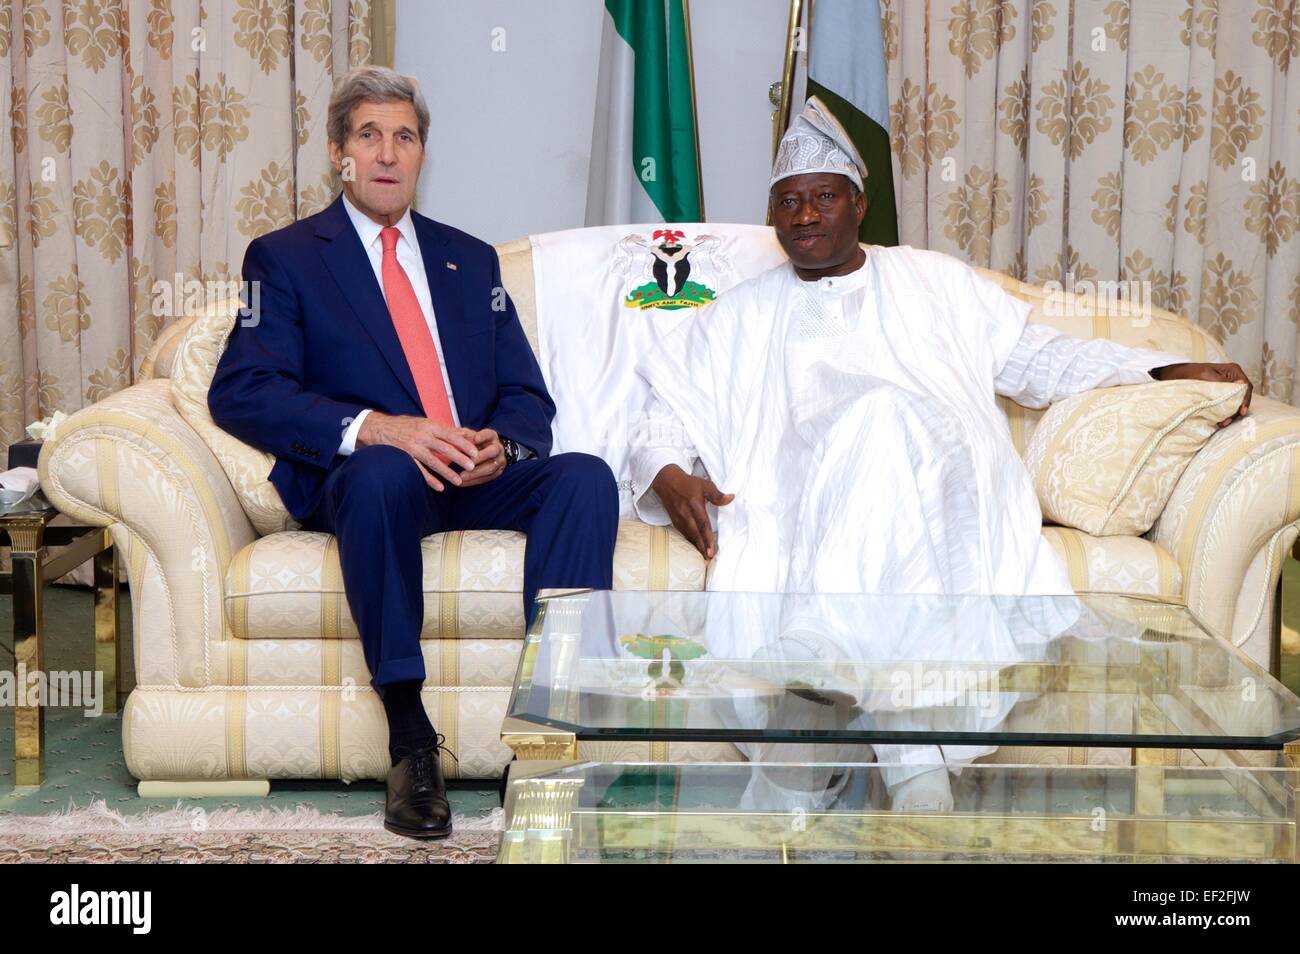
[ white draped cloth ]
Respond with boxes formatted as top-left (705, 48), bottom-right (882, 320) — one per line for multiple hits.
top-left (629, 245), bottom-right (1185, 795)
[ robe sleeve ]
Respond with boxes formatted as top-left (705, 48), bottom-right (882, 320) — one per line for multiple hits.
top-left (926, 251), bottom-right (1034, 375)
top-left (629, 391), bottom-right (699, 526)
top-left (994, 322), bottom-right (1189, 409)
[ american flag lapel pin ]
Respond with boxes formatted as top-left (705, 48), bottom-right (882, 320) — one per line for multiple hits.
top-left (445, 261), bottom-right (458, 270)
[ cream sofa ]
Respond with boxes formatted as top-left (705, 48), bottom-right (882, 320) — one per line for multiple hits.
top-left (38, 224), bottom-right (1300, 789)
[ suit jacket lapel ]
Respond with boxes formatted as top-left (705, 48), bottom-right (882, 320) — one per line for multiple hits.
top-left (315, 197), bottom-right (423, 410)
top-left (414, 214), bottom-right (472, 415)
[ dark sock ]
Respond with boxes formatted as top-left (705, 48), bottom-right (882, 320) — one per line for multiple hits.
top-left (379, 680), bottom-right (437, 766)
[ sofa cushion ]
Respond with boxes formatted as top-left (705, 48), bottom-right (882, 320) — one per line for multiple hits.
top-left (1041, 526), bottom-right (1182, 599)
top-left (170, 297), bottom-right (297, 535)
top-left (1024, 380), bottom-right (1247, 536)
top-left (223, 518), bottom-right (1179, 642)
top-left (224, 520), bottom-right (707, 640)
top-left (210, 636), bottom-right (524, 689)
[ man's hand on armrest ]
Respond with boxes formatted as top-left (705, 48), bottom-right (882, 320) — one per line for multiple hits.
top-left (355, 412), bottom-right (481, 491)
top-left (651, 464), bottom-right (734, 560)
top-left (1150, 362), bottom-right (1253, 426)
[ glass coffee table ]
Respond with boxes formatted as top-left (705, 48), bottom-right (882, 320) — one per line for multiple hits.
top-left (499, 591), bottom-right (1300, 863)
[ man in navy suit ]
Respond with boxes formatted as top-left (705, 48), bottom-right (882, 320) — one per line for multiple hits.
top-left (208, 67), bottom-right (618, 839)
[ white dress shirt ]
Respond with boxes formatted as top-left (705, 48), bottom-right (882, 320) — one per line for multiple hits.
top-left (336, 193), bottom-right (461, 455)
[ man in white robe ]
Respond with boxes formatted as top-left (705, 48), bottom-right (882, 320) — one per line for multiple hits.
top-left (628, 97), bottom-right (1253, 811)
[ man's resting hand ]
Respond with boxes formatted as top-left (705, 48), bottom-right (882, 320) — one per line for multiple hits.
top-left (1151, 362), bottom-right (1252, 426)
top-left (651, 464), bottom-right (734, 560)
top-left (458, 428), bottom-right (507, 488)
top-left (356, 412), bottom-right (480, 491)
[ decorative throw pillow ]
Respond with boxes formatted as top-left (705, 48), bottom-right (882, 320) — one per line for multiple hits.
top-left (1024, 380), bottom-right (1248, 536)
top-left (170, 298), bottom-right (297, 536)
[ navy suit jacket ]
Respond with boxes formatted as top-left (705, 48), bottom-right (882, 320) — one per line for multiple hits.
top-left (208, 196), bottom-right (555, 522)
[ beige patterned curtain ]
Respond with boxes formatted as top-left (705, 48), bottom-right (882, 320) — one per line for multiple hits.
top-left (0, 0), bottom-right (376, 465)
top-left (883, 0), bottom-right (1300, 401)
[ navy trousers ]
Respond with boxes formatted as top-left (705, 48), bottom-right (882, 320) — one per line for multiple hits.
top-left (301, 445), bottom-right (619, 689)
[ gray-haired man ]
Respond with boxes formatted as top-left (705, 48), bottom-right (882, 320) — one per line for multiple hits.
top-left (209, 67), bottom-right (619, 838)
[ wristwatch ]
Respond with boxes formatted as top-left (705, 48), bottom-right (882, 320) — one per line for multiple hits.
top-left (502, 437), bottom-right (522, 466)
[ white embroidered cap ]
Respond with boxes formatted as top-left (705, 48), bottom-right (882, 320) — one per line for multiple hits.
top-left (770, 96), bottom-right (866, 191)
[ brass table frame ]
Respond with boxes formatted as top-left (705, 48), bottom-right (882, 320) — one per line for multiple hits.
top-left (1269, 537), bottom-right (1300, 678)
top-left (500, 757), bottom-right (1300, 863)
top-left (500, 596), bottom-right (1300, 863)
top-left (1, 508), bottom-right (122, 788)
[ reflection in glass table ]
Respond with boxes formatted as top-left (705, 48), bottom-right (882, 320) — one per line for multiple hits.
top-left (500, 591), bottom-right (1300, 863)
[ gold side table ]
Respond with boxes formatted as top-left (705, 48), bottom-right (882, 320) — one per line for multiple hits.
top-left (1, 505), bottom-right (122, 788)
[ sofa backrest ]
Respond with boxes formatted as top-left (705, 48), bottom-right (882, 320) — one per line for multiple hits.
top-left (969, 265), bottom-right (1228, 452)
top-left (159, 224), bottom-right (1230, 532)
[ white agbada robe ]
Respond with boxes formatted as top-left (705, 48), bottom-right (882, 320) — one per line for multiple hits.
top-left (629, 244), bottom-right (1186, 795)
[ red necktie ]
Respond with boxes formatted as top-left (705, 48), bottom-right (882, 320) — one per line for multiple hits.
top-left (380, 226), bottom-right (455, 426)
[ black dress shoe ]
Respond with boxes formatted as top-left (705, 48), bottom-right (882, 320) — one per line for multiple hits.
top-left (384, 741), bottom-right (453, 840)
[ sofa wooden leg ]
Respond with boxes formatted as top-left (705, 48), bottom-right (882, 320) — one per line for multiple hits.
top-left (137, 780), bottom-right (271, 798)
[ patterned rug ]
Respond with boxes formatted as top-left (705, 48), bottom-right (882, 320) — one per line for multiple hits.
top-left (0, 801), bottom-right (504, 863)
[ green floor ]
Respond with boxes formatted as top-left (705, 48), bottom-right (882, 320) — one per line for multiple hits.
top-left (2, 569), bottom-right (1299, 815)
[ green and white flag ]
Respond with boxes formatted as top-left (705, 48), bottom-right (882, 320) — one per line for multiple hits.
top-left (807, 0), bottom-right (898, 246)
top-left (586, 0), bottom-right (703, 225)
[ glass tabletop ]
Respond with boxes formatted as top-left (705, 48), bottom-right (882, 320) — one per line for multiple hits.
top-left (507, 590), bottom-right (1300, 750)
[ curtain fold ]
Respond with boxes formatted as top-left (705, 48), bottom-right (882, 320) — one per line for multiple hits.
top-left (883, 0), bottom-right (1300, 401)
top-left (0, 0), bottom-right (375, 463)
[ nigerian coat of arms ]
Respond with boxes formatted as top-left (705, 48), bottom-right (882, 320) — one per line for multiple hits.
top-left (613, 229), bottom-right (728, 311)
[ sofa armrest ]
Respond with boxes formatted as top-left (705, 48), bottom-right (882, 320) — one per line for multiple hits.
top-left (1148, 396), bottom-right (1300, 657)
top-left (38, 379), bottom-right (258, 687)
